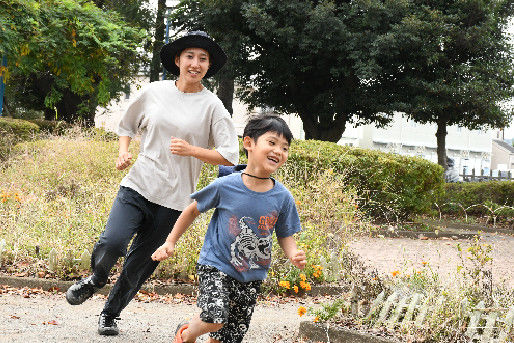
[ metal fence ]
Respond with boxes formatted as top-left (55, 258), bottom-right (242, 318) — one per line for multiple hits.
top-left (460, 168), bottom-right (513, 182)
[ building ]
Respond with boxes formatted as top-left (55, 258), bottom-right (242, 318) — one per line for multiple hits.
top-left (491, 139), bottom-right (514, 171)
top-left (338, 112), bottom-right (494, 174)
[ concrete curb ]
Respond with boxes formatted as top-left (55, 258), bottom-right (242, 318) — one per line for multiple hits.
top-left (372, 230), bottom-right (475, 240)
top-left (421, 219), bottom-right (513, 235)
top-left (0, 275), bottom-right (345, 297)
top-left (299, 321), bottom-right (399, 343)
top-left (0, 275), bottom-right (197, 296)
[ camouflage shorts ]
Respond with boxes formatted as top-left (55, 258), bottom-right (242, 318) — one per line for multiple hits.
top-left (196, 264), bottom-right (262, 343)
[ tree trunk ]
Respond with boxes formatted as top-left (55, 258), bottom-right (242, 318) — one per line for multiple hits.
top-left (150, 0), bottom-right (166, 82)
top-left (301, 113), bottom-right (347, 142)
top-left (436, 119), bottom-right (448, 170)
top-left (216, 75), bottom-right (234, 116)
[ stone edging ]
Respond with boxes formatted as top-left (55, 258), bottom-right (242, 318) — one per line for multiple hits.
top-left (298, 321), bottom-right (399, 343)
top-left (0, 275), bottom-right (344, 297)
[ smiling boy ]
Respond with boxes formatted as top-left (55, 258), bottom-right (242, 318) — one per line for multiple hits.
top-left (152, 115), bottom-right (306, 343)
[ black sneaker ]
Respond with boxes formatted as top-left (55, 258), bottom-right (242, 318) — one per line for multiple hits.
top-left (98, 313), bottom-right (120, 336)
top-left (65, 276), bottom-right (100, 305)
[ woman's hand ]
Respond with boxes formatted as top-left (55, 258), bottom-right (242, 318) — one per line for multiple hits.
top-left (116, 152), bottom-right (132, 170)
top-left (151, 242), bottom-right (175, 261)
top-left (170, 137), bottom-right (195, 157)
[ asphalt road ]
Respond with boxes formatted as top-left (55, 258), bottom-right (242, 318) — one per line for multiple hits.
top-left (0, 291), bottom-right (310, 343)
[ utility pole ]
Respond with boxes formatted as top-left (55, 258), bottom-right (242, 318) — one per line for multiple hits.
top-left (0, 56), bottom-right (7, 116)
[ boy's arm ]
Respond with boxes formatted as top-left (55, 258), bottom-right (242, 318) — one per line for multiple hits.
top-left (116, 136), bottom-right (132, 170)
top-left (151, 201), bottom-right (202, 261)
top-left (277, 236), bottom-right (306, 269)
top-left (169, 137), bottom-right (233, 166)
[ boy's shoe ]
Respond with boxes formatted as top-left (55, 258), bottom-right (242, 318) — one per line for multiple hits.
top-left (65, 275), bottom-right (100, 305)
top-left (98, 313), bottom-right (120, 336)
top-left (174, 322), bottom-right (195, 343)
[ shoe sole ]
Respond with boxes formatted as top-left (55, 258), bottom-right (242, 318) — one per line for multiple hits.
top-left (98, 328), bottom-right (119, 336)
top-left (65, 289), bottom-right (90, 305)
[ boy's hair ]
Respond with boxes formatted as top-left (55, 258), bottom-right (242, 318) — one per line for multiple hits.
top-left (242, 115), bottom-right (293, 156)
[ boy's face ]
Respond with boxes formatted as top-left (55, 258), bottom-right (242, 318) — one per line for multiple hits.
top-left (245, 131), bottom-right (289, 173)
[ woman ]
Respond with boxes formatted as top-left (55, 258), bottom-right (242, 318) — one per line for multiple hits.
top-left (65, 31), bottom-right (239, 336)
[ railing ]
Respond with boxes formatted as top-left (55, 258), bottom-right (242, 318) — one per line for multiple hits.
top-left (460, 168), bottom-right (513, 182)
top-left (365, 290), bottom-right (514, 342)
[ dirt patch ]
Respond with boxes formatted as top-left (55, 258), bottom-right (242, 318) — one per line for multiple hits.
top-left (347, 233), bottom-right (514, 289)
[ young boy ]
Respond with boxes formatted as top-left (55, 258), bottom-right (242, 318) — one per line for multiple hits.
top-left (152, 115), bottom-right (306, 343)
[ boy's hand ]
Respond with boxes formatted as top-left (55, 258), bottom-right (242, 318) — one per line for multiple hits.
top-left (170, 137), bottom-right (195, 157)
top-left (151, 242), bottom-right (175, 261)
top-left (116, 152), bottom-right (132, 170)
top-left (290, 249), bottom-right (307, 269)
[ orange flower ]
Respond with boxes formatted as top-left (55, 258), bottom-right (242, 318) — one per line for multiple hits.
top-left (279, 280), bottom-right (290, 289)
top-left (293, 285), bottom-right (299, 293)
top-left (422, 261), bottom-right (427, 267)
top-left (299, 273), bottom-right (306, 281)
top-left (297, 306), bottom-right (307, 317)
top-left (391, 270), bottom-right (400, 277)
top-left (304, 283), bottom-right (311, 291)
top-left (314, 316), bottom-right (319, 323)
top-left (299, 280), bottom-right (307, 289)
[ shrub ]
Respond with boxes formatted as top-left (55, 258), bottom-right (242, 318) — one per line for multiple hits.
top-left (284, 140), bottom-right (444, 220)
top-left (438, 181), bottom-right (514, 217)
top-left (27, 119), bottom-right (71, 135)
top-left (0, 118), bottom-right (40, 160)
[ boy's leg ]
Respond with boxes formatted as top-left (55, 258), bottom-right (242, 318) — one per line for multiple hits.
top-left (100, 203), bottom-right (181, 318)
top-left (66, 187), bottom-right (144, 305)
top-left (179, 314), bottom-right (223, 342)
top-left (209, 279), bottom-right (262, 343)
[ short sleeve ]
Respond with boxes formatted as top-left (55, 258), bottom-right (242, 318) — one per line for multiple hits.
top-left (275, 194), bottom-right (302, 238)
top-left (190, 179), bottom-right (221, 213)
top-left (117, 85), bottom-right (149, 138)
top-left (209, 106), bottom-right (240, 166)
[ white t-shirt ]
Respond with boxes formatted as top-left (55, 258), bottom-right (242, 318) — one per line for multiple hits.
top-left (117, 80), bottom-right (239, 211)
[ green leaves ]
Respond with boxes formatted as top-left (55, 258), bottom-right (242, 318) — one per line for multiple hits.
top-left (3, 0), bottom-right (146, 123)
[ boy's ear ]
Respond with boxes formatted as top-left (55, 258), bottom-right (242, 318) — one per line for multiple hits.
top-left (243, 136), bottom-right (254, 151)
top-left (175, 55), bottom-right (180, 68)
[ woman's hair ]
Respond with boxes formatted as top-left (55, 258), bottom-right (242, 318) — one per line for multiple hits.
top-left (243, 114), bottom-right (293, 156)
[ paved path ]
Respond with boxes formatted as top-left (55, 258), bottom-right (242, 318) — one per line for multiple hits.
top-left (347, 233), bottom-right (514, 288)
top-left (0, 291), bottom-right (310, 343)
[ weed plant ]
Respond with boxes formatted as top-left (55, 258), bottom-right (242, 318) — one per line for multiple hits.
top-left (0, 128), bottom-right (369, 290)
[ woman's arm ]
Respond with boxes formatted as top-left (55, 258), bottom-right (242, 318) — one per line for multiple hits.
top-left (116, 136), bottom-right (132, 170)
top-left (170, 137), bottom-right (233, 166)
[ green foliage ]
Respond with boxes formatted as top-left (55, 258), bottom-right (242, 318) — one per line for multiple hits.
top-left (2, 0), bottom-right (146, 124)
top-left (0, 118), bottom-right (39, 160)
top-left (0, 117), bottom-right (39, 139)
top-left (26, 119), bottom-right (70, 135)
top-left (286, 139), bottom-right (444, 220)
top-left (438, 181), bottom-right (514, 217)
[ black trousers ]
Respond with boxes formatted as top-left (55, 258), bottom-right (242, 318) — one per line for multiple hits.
top-left (90, 186), bottom-right (181, 317)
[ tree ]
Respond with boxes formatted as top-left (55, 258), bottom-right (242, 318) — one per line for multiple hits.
top-left (170, 0), bottom-right (253, 115)
top-left (177, 0), bottom-right (420, 139)
top-left (2, 0), bottom-right (145, 124)
top-left (150, 0), bottom-right (166, 82)
top-left (380, 0), bottom-right (514, 169)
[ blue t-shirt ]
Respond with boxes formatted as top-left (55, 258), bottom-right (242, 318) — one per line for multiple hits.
top-left (191, 173), bottom-right (301, 282)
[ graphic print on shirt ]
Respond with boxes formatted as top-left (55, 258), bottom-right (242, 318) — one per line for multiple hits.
top-left (230, 215), bottom-right (277, 272)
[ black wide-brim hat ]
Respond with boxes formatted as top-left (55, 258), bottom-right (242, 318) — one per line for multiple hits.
top-left (160, 31), bottom-right (227, 79)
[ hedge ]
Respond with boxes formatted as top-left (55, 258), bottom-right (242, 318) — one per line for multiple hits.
top-left (438, 181), bottom-right (514, 217)
top-left (279, 140), bottom-right (444, 220)
top-left (0, 118), bottom-right (40, 160)
top-left (0, 118), bottom-right (40, 140)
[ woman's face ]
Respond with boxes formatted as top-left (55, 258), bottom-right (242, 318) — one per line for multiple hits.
top-left (175, 48), bottom-right (210, 82)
